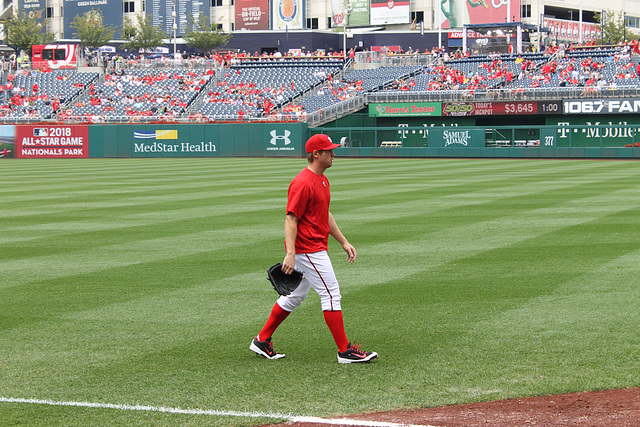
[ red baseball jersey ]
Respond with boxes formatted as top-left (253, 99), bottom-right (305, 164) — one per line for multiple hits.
top-left (286, 167), bottom-right (331, 254)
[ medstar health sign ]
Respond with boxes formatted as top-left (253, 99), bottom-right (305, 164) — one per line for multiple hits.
top-left (133, 129), bottom-right (217, 156)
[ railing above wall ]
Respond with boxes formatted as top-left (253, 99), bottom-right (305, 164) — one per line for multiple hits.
top-left (307, 94), bottom-right (368, 127)
top-left (368, 87), bottom-right (640, 103)
top-left (0, 115), bottom-right (304, 125)
top-left (306, 85), bottom-right (640, 128)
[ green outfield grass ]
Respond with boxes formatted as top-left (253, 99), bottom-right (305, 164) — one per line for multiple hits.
top-left (1, 158), bottom-right (640, 426)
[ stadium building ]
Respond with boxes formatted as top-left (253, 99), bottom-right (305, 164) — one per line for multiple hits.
top-left (6, 0), bottom-right (640, 53)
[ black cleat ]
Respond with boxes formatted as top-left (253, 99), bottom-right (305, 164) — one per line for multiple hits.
top-left (337, 341), bottom-right (378, 364)
top-left (250, 337), bottom-right (285, 360)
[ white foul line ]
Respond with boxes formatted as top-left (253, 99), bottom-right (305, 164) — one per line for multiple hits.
top-left (0, 397), bottom-right (292, 419)
top-left (0, 397), bottom-right (438, 427)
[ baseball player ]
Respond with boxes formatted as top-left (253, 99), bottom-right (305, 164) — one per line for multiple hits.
top-left (250, 134), bottom-right (377, 364)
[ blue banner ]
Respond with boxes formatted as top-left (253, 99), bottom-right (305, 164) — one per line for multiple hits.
top-left (63, 0), bottom-right (122, 39)
top-left (17, 0), bottom-right (45, 16)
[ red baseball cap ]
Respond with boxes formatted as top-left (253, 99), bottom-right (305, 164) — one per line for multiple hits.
top-left (305, 134), bottom-right (341, 153)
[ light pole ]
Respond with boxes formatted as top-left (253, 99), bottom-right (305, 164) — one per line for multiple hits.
top-left (172, 0), bottom-right (177, 61)
top-left (506, 0), bottom-right (511, 45)
top-left (538, 13), bottom-right (543, 52)
top-left (343, 0), bottom-right (352, 67)
top-left (438, 0), bottom-right (442, 50)
top-left (601, 10), bottom-right (605, 45)
top-left (579, 0), bottom-right (583, 43)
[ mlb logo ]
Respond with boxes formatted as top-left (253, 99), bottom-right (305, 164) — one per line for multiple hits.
top-left (33, 128), bottom-right (48, 137)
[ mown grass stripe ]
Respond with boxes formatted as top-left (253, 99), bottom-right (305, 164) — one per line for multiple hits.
top-left (2, 158), bottom-right (640, 425)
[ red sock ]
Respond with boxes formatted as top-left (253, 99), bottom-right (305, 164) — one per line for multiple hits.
top-left (257, 303), bottom-right (290, 341)
top-left (323, 310), bottom-right (349, 353)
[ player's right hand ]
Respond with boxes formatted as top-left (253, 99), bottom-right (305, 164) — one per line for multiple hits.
top-left (281, 253), bottom-right (296, 275)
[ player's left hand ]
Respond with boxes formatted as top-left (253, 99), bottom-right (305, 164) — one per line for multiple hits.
top-left (342, 242), bottom-right (357, 263)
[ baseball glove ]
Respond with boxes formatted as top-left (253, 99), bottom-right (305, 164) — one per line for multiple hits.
top-left (267, 263), bottom-right (303, 296)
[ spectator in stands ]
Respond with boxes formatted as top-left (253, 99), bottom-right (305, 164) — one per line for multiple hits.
top-left (558, 42), bottom-right (566, 59)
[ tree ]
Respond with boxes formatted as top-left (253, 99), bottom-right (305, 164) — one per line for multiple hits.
top-left (4, 10), bottom-right (55, 55)
top-left (121, 15), bottom-right (167, 54)
top-left (183, 12), bottom-right (231, 54)
top-left (596, 9), bottom-right (637, 44)
top-left (70, 9), bottom-right (116, 51)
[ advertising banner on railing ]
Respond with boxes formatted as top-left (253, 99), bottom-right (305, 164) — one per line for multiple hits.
top-left (369, 102), bottom-right (442, 117)
top-left (369, 101), bottom-right (562, 118)
top-left (442, 101), bottom-right (562, 116)
top-left (15, 125), bottom-right (89, 158)
top-left (563, 99), bottom-right (640, 115)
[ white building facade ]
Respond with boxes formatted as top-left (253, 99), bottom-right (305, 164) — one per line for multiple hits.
top-left (13, 0), bottom-right (640, 43)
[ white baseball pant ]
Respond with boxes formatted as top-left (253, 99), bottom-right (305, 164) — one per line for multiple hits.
top-left (277, 251), bottom-right (342, 312)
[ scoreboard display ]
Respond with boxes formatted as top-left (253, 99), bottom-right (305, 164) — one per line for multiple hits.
top-left (442, 101), bottom-right (562, 116)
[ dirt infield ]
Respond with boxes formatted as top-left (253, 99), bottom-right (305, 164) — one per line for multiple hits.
top-left (270, 388), bottom-right (640, 426)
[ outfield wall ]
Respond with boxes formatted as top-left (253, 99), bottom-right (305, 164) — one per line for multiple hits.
top-left (315, 98), bottom-right (640, 159)
top-left (321, 123), bottom-right (640, 159)
top-left (2, 121), bottom-right (640, 159)
top-left (1, 123), bottom-right (307, 159)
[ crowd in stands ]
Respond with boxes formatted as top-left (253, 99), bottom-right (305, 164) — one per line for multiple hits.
top-left (67, 68), bottom-right (215, 122)
top-left (195, 59), bottom-right (342, 121)
top-left (372, 42), bottom-right (640, 101)
top-left (0, 67), bottom-right (98, 119)
top-left (199, 69), bottom-right (293, 117)
top-left (1, 40), bottom-right (640, 123)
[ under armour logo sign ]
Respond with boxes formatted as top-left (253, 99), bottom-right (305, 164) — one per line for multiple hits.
top-left (270, 130), bottom-right (292, 146)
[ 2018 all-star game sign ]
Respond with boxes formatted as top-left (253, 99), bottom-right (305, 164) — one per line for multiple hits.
top-left (15, 125), bottom-right (89, 158)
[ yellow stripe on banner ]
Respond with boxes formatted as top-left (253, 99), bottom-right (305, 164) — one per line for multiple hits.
top-left (156, 130), bottom-right (178, 139)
